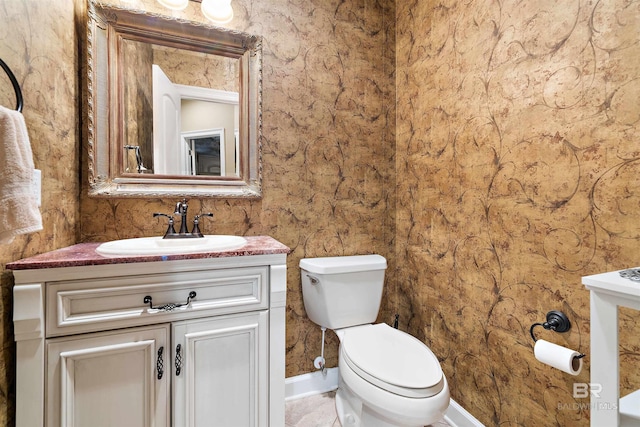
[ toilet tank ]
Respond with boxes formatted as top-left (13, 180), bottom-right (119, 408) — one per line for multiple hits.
top-left (300, 255), bottom-right (387, 330)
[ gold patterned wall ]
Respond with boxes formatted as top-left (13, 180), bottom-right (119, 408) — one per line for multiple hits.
top-left (79, 0), bottom-right (397, 386)
top-left (0, 1), bottom-right (80, 425)
top-left (1, 0), bottom-right (639, 426)
top-left (122, 40), bottom-right (154, 170)
top-left (1, 0), bottom-right (395, 424)
top-left (396, 0), bottom-right (640, 426)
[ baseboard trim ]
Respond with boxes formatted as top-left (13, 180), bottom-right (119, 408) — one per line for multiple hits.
top-left (285, 369), bottom-right (485, 426)
top-left (443, 398), bottom-right (485, 427)
top-left (285, 367), bottom-right (339, 401)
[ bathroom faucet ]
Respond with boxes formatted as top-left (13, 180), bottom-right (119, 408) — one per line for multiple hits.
top-left (174, 199), bottom-right (189, 234)
top-left (154, 199), bottom-right (214, 239)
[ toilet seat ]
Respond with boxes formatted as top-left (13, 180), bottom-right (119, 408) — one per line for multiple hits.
top-left (341, 323), bottom-right (444, 398)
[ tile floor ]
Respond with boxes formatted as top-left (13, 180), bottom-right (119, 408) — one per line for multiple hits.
top-left (285, 391), bottom-right (451, 427)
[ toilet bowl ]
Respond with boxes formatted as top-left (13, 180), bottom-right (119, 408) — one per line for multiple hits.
top-left (300, 255), bottom-right (450, 427)
top-left (336, 323), bottom-right (449, 426)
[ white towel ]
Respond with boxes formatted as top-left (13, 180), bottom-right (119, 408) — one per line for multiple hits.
top-left (0, 105), bottom-right (42, 244)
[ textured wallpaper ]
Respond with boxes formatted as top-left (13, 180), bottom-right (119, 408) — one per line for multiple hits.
top-left (0, 1), bottom-right (79, 425)
top-left (79, 0), bottom-right (397, 383)
top-left (396, 0), bottom-right (640, 425)
top-left (1, 0), bottom-right (639, 426)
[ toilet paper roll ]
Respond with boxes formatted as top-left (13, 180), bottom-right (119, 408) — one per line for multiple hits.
top-left (534, 339), bottom-right (583, 376)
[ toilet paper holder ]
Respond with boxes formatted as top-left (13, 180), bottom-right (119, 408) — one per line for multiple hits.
top-left (530, 310), bottom-right (585, 358)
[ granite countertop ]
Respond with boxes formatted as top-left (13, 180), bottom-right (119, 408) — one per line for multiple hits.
top-left (6, 235), bottom-right (290, 270)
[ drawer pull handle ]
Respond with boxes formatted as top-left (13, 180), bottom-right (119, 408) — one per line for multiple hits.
top-left (157, 346), bottom-right (164, 380)
top-left (175, 344), bottom-right (183, 376)
top-left (143, 291), bottom-right (197, 312)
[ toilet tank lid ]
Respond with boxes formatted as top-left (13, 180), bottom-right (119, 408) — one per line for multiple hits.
top-left (300, 254), bottom-right (387, 274)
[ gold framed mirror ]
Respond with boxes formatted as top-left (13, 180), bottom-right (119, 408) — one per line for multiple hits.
top-left (85, 0), bottom-right (262, 197)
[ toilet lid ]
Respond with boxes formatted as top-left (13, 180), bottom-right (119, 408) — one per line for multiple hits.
top-left (341, 324), bottom-right (444, 398)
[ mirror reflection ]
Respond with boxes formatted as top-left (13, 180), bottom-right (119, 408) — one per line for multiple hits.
top-left (86, 1), bottom-right (262, 197)
top-left (120, 41), bottom-right (240, 177)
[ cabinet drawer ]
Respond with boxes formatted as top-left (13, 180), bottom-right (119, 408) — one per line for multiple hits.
top-left (46, 267), bottom-right (268, 337)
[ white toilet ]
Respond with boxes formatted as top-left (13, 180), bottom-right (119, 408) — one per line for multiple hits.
top-left (300, 254), bottom-right (450, 427)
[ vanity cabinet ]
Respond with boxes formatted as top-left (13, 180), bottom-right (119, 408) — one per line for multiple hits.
top-left (8, 238), bottom-right (288, 427)
top-left (46, 324), bottom-right (171, 427)
top-left (172, 312), bottom-right (267, 426)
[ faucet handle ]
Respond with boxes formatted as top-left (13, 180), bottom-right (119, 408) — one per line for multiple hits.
top-left (191, 213), bottom-right (213, 237)
top-left (153, 213), bottom-right (176, 238)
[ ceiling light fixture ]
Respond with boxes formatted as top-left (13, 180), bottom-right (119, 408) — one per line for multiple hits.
top-left (156, 0), bottom-right (189, 11)
top-left (200, 0), bottom-right (234, 24)
top-left (157, 0), bottom-right (234, 25)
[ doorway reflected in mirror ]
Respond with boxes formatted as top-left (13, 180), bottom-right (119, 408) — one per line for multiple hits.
top-left (152, 65), bottom-right (239, 177)
top-left (182, 129), bottom-right (238, 177)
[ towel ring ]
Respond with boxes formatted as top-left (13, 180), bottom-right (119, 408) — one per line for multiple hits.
top-left (0, 58), bottom-right (23, 112)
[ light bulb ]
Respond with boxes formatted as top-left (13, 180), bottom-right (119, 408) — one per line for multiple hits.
top-left (201, 0), bottom-right (234, 24)
top-left (157, 0), bottom-right (189, 11)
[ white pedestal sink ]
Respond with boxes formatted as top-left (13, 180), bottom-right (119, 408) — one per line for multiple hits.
top-left (96, 235), bottom-right (247, 257)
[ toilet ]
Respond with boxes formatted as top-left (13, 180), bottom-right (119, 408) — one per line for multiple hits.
top-left (300, 254), bottom-right (450, 427)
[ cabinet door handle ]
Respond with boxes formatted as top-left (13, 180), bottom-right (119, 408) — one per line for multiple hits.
top-left (157, 346), bottom-right (164, 380)
top-left (175, 344), bottom-right (183, 376)
top-left (143, 291), bottom-right (197, 312)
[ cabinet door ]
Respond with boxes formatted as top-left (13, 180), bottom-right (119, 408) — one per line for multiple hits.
top-left (46, 324), bottom-right (170, 427)
top-left (173, 311), bottom-right (268, 427)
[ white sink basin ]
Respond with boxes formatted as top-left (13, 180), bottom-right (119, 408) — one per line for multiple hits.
top-left (96, 235), bottom-right (247, 257)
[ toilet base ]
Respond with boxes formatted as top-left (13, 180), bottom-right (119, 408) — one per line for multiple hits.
top-left (335, 369), bottom-right (450, 427)
top-left (335, 385), bottom-right (361, 427)
top-left (337, 385), bottom-right (427, 427)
